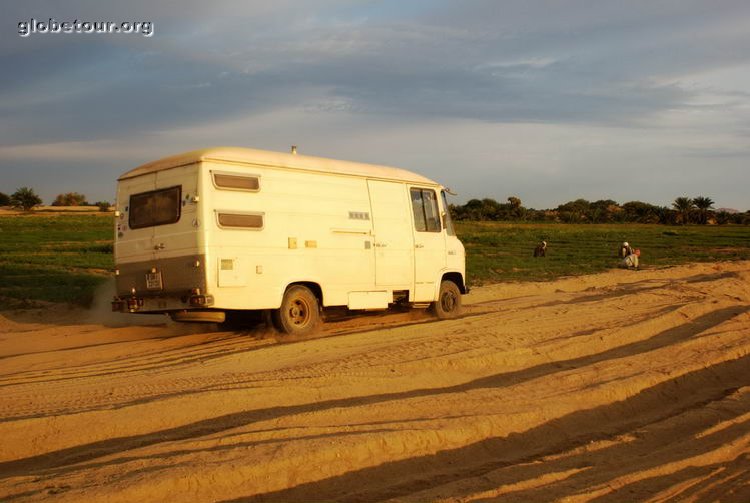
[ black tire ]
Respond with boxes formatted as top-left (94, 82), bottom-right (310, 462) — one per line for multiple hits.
top-left (432, 280), bottom-right (462, 319)
top-left (271, 285), bottom-right (321, 336)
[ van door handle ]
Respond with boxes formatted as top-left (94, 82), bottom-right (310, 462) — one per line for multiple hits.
top-left (154, 243), bottom-right (165, 250)
top-left (415, 243), bottom-right (424, 248)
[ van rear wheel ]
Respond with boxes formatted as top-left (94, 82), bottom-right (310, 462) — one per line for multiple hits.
top-left (432, 280), bottom-right (462, 319)
top-left (272, 285), bottom-right (321, 336)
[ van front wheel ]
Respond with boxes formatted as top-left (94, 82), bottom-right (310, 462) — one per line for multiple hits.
top-left (272, 285), bottom-right (321, 336)
top-left (432, 280), bottom-right (462, 319)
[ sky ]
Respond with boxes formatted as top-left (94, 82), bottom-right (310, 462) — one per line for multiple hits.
top-left (1, 0), bottom-right (749, 210)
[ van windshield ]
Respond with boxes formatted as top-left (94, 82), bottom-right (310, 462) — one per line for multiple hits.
top-left (129, 186), bottom-right (182, 229)
top-left (441, 191), bottom-right (456, 236)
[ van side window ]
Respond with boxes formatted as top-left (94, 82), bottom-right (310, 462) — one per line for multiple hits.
top-left (212, 172), bottom-right (260, 191)
top-left (216, 211), bottom-right (264, 229)
top-left (410, 188), bottom-right (441, 232)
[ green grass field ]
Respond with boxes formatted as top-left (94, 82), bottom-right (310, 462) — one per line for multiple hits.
top-left (0, 214), bottom-right (113, 306)
top-left (458, 221), bottom-right (750, 284)
top-left (0, 214), bottom-right (748, 306)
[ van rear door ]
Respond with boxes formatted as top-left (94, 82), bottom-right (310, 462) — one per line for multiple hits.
top-left (116, 173), bottom-right (157, 263)
top-left (117, 165), bottom-right (199, 261)
top-left (115, 164), bottom-right (201, 300)
top-left (150, 166), bottom-right (199, 259)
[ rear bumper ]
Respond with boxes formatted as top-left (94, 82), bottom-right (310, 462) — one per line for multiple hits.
top-left (114, 254), bottom-right (209, 313)
top-left (111, 293), bottom-right (214, 313)
top-left (115, 254), bottom-right (207, 295)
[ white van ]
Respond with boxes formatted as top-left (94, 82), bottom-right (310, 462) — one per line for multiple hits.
top-left (112, 147), bottom-right (466, 335)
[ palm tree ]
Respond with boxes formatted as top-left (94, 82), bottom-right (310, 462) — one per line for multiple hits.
top-left (672, 197), bottom-right (694, 225)
top-left (693, 196), bottom-right (715, 224)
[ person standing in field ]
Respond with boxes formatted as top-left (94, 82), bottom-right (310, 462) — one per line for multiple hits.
top-left (619, 241), bottom-right (634, 259)
top-left (619, 241), bottom-right (640, 269)
top-left (533, 240), bottom-right (547, 257)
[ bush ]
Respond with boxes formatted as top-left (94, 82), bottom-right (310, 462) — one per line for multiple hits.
top-left (95, 201), bottom-right (111, 212)
top-left (52, 192), bottom-right (88, 206)
top-left (10, 187), bottom-right (42, 211)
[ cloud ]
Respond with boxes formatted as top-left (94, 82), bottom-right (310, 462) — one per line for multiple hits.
top-left (1, 1), bottom-right (749, 209)
top-left (4, 1), bottom-right (749, 141)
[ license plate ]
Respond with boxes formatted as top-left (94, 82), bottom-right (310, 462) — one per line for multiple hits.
top-left (146, 271), bottom-right (163, 290)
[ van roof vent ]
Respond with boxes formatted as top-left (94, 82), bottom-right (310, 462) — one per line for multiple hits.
top-left (291, 145), bottom-right (297, 155)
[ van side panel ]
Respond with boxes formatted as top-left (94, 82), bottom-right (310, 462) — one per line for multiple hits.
top-left (202, 161), bottom-right (377, 310)
top-left (366, 180), bottom-right (415, 288)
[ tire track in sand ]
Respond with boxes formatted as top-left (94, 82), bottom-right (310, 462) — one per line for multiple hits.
top-left (0, 261), bottom-right (748, 502)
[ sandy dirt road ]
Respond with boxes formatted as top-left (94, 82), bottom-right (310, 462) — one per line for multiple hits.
top-left (0, 261), bottom-right (749, 502)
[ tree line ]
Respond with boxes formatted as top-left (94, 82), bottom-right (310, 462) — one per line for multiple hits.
top-left (450, 196), bottom-right (750, 225)
top-left (0, 187), bottom-right (110, 212)
top-left (2, 186), bottom-right (747, 225)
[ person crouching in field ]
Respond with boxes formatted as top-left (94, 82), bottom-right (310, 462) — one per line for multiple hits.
top-left (533, 240), bottom-right (547, 257)
top-left (619, 241), bottom-right (640, 269)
